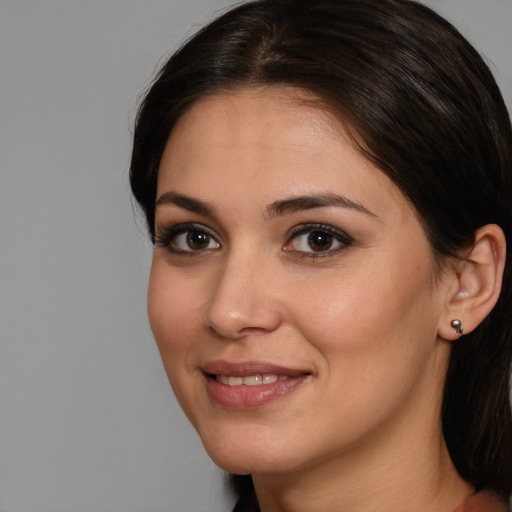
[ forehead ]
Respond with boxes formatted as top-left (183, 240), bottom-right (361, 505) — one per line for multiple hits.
top-left (170, 87), bottom-right (348, 151)
top-left (157, 87), bottom-right (408, 215)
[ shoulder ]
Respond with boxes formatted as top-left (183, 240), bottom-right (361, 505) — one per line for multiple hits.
top-left (454, 492), bottom-right (510, 512)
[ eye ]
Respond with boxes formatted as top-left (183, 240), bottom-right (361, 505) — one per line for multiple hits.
top-left (174, 229), bottom-right (218, 251)
top-left (154, 223), bottom-right (221, 253)
top-left (284, 224), bottom-right (352, 256)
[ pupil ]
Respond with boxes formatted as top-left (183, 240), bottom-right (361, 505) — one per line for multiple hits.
top-left (308, 231), bottom-right (333, 251)
top-left (187, 230), bottom-right (209, 249)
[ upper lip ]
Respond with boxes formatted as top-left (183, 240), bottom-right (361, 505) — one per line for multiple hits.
top-left (202, 360), bottom-right (311, 377)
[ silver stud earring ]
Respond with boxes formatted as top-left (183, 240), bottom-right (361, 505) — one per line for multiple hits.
top-left (451, 319), bottom-right (464, 336)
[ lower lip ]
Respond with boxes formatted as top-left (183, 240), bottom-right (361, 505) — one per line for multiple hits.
top-left (206, 375), bottom-right (309, 408)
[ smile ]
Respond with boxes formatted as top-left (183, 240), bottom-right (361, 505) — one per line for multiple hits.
top-left (215, 374), bottom-right (290, 386)
top-left (203, 362), bottom-right (311, 408)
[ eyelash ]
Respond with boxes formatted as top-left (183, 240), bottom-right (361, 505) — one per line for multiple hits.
top-left (284, 223), bottom-right (353, 259)
top-left (154, 222), bottom-right (353, 258)
top-left (154, 223), bottom-right (221, 255)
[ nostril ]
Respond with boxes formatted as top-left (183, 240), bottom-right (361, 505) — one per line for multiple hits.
top-left (205, 304), bottom-right (282, 339)
top-left (203, 263), bottom-right (283, 338)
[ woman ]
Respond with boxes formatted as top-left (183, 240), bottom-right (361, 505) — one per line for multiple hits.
top-left (130, 0), bottom-right (512, 510)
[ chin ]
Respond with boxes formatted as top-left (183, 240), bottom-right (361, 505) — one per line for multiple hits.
top-left (199, 429), bottom-right (309, 476)
top-left (209, 453), bottom-right (300, 476)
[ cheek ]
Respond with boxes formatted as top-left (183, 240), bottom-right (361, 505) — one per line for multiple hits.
top-left (147, 267), bottom-right (203, 364)
top-left (288, 259), bottom-right (438, 366)
top-left (147, 268), bottom-right (206, 417)
top-left (290, 271), bottom-right (442, 430)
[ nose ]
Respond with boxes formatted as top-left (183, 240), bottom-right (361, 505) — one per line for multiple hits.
top-left (204, 251), bottom-right (283, 339)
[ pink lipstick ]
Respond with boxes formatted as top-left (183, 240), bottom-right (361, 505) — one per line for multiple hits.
top-left (203, 361), bottom-right (310, 408)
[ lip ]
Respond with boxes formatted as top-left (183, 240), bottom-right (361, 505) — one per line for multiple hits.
top-left (202, 360), bottom-right (310, 377)
top-left (202, 360), bottom-right (311, 408)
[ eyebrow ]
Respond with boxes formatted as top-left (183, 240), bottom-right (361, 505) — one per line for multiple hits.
top-left (265, 193), bottom-right (376, 219)
top-left (155, 191), bottom-right (376, 219)
top-left (155, 191), bottom-right (215, 216)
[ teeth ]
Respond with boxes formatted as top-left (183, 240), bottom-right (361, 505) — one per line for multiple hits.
top-left (227, 376), bottom-right (243, 386)
top-left (217, 375), bottom-right (229, 385)
top-left (243, 375), bottom-right (262, 386)
top-left (216, 374), bottom-right (288, 386)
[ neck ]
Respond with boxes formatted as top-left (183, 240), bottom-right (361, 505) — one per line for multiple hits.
top-left (252, 403), bottom-right (473, 512)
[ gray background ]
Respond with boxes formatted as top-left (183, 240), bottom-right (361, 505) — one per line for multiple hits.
top-left (0, 1), bottom-right (511, 511)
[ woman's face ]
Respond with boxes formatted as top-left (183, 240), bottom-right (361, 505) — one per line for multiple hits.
top-left (148, 88), bottom-right (453, 476)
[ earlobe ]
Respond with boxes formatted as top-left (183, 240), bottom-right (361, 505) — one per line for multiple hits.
top-left (438, 224), bottom-right (506, 341)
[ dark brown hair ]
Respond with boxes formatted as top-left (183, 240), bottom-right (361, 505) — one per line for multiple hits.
top-left (130, 0), bottom-right (512, 503)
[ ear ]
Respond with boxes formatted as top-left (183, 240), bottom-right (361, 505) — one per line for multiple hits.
top-left (438, 224), bottom-right (506, 341)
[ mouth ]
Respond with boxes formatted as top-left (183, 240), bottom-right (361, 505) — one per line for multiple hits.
top-left (214, 373), bottom-right (291, 386)
top-left (202, 361), bottom-right (311, 408)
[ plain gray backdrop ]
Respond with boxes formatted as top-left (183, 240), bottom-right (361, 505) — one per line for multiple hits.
top-left (1, 1), bottom-right (511, 511)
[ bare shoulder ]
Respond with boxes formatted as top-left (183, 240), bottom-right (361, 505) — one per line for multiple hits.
top-left (454, 492), bottom-right (510, 512)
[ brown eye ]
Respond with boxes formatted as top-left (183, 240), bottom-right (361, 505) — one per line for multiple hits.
top-left (186, 230), bottom-right (211, 250)
top-left (284, 223), bottom-right (353, 257)
top-left (307, 231), bottom-right (334, 252)
top-left (173, 228), bottom-right (219, 252)
top-left (154, 223), bottom-right (221, 253)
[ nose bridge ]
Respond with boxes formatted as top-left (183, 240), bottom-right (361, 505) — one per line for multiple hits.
top-left (204, 245), bottom-right (282, 338)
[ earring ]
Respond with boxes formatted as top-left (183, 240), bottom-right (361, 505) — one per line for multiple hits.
top-left (451, 319), bottom-right (464, 336)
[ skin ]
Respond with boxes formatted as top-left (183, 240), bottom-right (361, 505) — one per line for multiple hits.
top-left (148, 88), bottom-right (474, 512)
